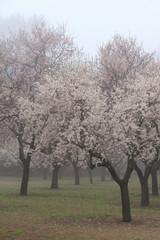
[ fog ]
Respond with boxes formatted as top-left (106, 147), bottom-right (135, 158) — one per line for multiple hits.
top-left (0, 0), bottom-right (160, 56)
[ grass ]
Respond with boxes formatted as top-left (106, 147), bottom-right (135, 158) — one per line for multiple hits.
top-left (0, 176), bottom-right (160, 239)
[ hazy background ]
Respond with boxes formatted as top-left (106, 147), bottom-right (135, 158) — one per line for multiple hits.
top-left (0, 0), bottom-right (160, 56)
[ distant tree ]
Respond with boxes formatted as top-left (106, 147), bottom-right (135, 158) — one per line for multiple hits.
top-left (99, 34), bottom-right (154, 92)
top-left (100, 167), bottom-right (106, 182)
top-left (68, 148), bottom-right (87, 185)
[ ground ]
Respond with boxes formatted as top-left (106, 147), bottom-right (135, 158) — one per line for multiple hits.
top-left (0, 176), bottom-right (160, 240)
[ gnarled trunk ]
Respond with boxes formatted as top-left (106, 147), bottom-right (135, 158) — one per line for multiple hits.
top-left (89, 151), bottom-right (134, 222)
top-left (105, 160), bottom-right (133, 222)
top-left (106, 159), bottom-right (133, 222)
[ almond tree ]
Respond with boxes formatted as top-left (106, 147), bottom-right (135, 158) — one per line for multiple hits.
top-left (95, 34), bottom-right (158, 213)
top-left (85, 74), bottom-right (160, 220)
top-left (60, 59), bottom-right (160, 221)
top-left (29, 78), bottom-right (72, 189)
top-left (62, 81), bottom-right (134, 222)
top-left (25, 59), bottom-right (99, 188)
top-left (0, 18), bottom-right (76, 195)
top-left (110, 74), bottom-right (160, 206)
top-left (51, 58), bottom-right (134, 222)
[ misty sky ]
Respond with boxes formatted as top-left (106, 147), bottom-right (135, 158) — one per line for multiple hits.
top-left (0, 0), bottom-right (160, 56)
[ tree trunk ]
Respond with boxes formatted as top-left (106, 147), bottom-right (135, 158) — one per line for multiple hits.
top-left (20, 161), bottom-right (30, 196)
top-left (89, 150), bottom-right (134, 222)
top-left (101, 167), bottom-right (106, 182)
top-left (88, 168), bottom-right (93, 184)
top-left (51, 166), bottom-right (59, 189)
top-left (120, 183), bottom-right (132, 222)
top-left (151, 164), bottom-right (159, 196)
top-left (151, 171), bottom-right (158, 196)
top-left (141, 179), bottom-right (149, 206)
top-left (73, 165), bottom-right (80, 185)
top-left (105, 159), bottom-right (133, 222)
top-left (134, 163), bottom-right (151, 206)
top-left (18, 131), bottom-right (35, 196)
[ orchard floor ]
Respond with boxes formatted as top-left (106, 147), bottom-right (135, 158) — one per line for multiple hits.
top-left (0, 176), bottom-right (160, 240)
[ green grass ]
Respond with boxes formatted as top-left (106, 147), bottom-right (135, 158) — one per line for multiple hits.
top-left (0, 176), bottom-right (160, 239)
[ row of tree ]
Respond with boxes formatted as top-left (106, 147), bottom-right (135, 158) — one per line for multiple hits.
top-left (0, 18), bottom-right (160, 222)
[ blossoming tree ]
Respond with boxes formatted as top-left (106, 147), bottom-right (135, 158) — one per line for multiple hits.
top-left (98, 34), bottom-right (155, 92)
top-left (25, 58), bottom-right (101, 188)
top-left (0, 18), bottom-right (76, 195)
top-left (110, 74), bottom-right (160, 206)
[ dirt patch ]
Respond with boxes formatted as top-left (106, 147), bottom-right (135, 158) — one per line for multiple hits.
top-left (1, 215), bottom-right (160, 240)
